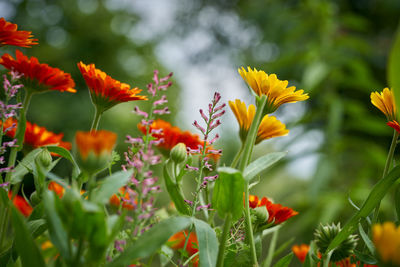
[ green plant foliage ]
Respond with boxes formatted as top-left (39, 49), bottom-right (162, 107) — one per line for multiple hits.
top-left (273, 252), bottom-right (293, 267)
top-left (388, 23), bottom-right (400, 120)
top-left (193, 218), bottom-right (219, 267)
top-left (243, 152), bottom-right (287, 182)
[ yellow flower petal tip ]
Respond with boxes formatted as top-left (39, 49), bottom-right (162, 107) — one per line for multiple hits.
top-left (373, 222), bottom-right (400, 266)
top-left (370, 87), bottom-right (397, 121)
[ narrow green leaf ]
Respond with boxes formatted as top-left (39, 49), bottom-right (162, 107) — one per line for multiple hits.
top-left (273, 252), bottom-right (293, 267)
top-left (272, 237), bottom-right (295, 259)
top-left (11, 207), bottom-right (45, 267)
top-left (160, 245), bottom-right (174, 267)
top-left (91, 169), bottom-right (133, 204)
top-left (27, 219), bottom-right (47, 238)
top-left (243, 152), bottom-right (287, 182)
top-left (46, 145), bottom-right (80, 177)
top-left (10, 148), bottom-right (42, 184)
top-left (43, 190), bottom-right (71, 259)
top-left (358, 223), bottom-right (375, 255)
top-left (395, 184), bottom-right (400, 221)
top-left (303, 241), bottom-right (317, 267)
top-left (388, 23), bottom-right (400, 120)
top-left (163, 160), bottom-right (190, 215)
top-left (327, 165), bottom-right (400, 252)
top-left (107, 216), bottom-right (192, 267)
top-left (193, 218), bottom-right (218, 267)
top-left (213, 167), bottom-right (245, 220)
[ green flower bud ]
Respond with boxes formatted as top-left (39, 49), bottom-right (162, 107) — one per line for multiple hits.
top-left (30, 191), bottom-right (41, 206)
top-left (37, 148), bottom-right (52, 167)
top-left (170, 143), bottom-right (187, 163)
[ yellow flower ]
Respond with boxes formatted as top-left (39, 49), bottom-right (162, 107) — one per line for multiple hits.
top-left (373, 222), bottom-right (400, 266)
top-left (229, 99), bottom-right (289, 144)
top-left (370, 88), bottom-right (397, 121)
top-left (238, 67), bottom-right (309, 113)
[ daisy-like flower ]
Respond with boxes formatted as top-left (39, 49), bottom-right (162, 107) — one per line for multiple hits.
top-left (0, 18), bottom-right (38, 47)
top-left (8, 191), bottom-right (32, 217)
top-left (75, 130), bottom-right (117, 174)
top-left (229, 99), bottom-right (289, 144)
top-left (373, 222), bottom-right (400, 266)
top-left (371, 88), bottom-right (397, 121)
top-left (109, 187), bottom-right (136, 210)
top-left (292, 244), bottom-right (310, 263)
top-left (2, 118), bottom-right (71, 151)
top-left (0, 50), bottom-right (76, 93)
top-left (249, 194), bottom-right (298, 225)
top-left (138, 119), bottom-right (220, 160)
top-left (168, 230), bottom-right (199, 266)
top-left (238, 67), bottom-right (309, 113)
top-left (77, 62), bottom-right (147, 112)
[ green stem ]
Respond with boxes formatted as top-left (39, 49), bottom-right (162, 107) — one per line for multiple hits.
top-left (5, 91), bottom-right (33, 184)
top-left (0, 206), bottom-right (10, 253)
top-left (87, 173), bottom-right (97, 200)
top-left (90, 106), bottom-right (103, 131)
top-left (216, 213), bottom-right (232, 267)
top-left (263, 229), bottom-right (279, 267)
top-left (74, 238), bottom-right (84, 266)
top-left (239, 95), bottom-right (267, 267)
top-left (321, 250), bottom-right (333, 267)
top-left (231, 143), bottom-right (244, 168)
top-left (372, 130), bottom-right (399, 225)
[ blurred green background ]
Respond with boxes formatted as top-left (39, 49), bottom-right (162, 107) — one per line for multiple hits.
top-left (2, 0), bottom-right (400, 264)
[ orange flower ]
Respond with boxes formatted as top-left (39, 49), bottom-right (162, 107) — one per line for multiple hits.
top-left (0, 50), bottom-right (76, 93)
top-left (8, 191), bottom-right (32, 217)
top-left (138, 119), bottom-right (220, 160)
top-left (110, 187), bottom-right (136, 210)
top-left (77, 62), bottom-right (147, 111)
top-left (0, 18), bottom-right (38, 47)
top-left (75, 130), bottom-right (117, 160)
top-left (168, 230), bottom-right (199, 258)
top-left (2, 118), bottom-right (71, 151)
top-left (292, 244), bottom-right (310, 263)
top-left (48, 181), bottom-right (65, 198)
top-left (250, 195), bottom-right (298, 225)
top-left (387, 120), bottom-right (400, 134)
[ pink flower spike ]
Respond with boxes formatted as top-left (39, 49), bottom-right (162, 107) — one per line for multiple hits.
top-left (153, 107), bottom-right (170, 115)
top-left (196, 204), bottom-right (211, 211)
top-left (212, 110), bottom-right (225, 120)
top-left (184, 199), bottom-right (193, 205)
top-left (126, 136), bottom-right (143, 144)
top-left (141, 119), bottom-right (154, 126)
top-left (147, 83), bottom-right (156, 96)
top-left (153, 69), bottom-right (159, 85)
top-left (209, 120), bottom-right (221, 131)
top-left (185, 164), bottom-right (199, 171)
top-left (199, 109), bottom-right (208, 123)
top-left (204, 175), bottom-right (218, 181)
top-left (209, 134), bottom-right (219, 145)
top-left (193, 120), bottom-right (206, 135)
top-left (160, 72), bottom-right (173, 83)
top-left (153, 95), bottom-right (168, 106)
top-left (209, 103), bottom-right (213, 114)
top-left (213, 92), bottom-right (221, 104)
top-left (187, 147), bottom-right (201, 154)
top-left (158, 81), bottom-right (172, 90)
top-left (133, 106), bottom-right (148, 118)
top-left (214, 103), bottom-right (226, 112)
top-left (208, 149), bottom-right (222, 155)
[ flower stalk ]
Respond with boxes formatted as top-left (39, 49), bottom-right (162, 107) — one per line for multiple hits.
top-left (216, 213), bottom-right (232, 267)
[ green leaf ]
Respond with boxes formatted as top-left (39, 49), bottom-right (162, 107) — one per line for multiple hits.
top-left (46, 145), bottom-right (80, 178)
top-left (303, 241), bottom-right (317, 267)
top-left (358, 223), bottom-right (375, 255)
top-left (193, 218), bottom-right (218, 267)
top-left (388, 23), bottom-right (400, 120)
top-left (395, 184), bottom-right (400, 222)
top-left (43, 190), bottom-right (71, 260)
top-left (243, 152), bottom-right (287, 182)
top-left (27, 219), bottom-right (47, 238)
top-left (273, 252), bottom-right (293, 267)
top-left (327, 165), bottom-right (400, 253)
top-left (160, 245), bottom-right (174, 267)
top-left (213, 167), bottom-right (245, 220)
top-left (10, 147), bottom-right (42, 184)
top-left (163, 160), bottom-right (190, 215)
top-left (107, 216), bottom-right (192, 267)
top-left (91, 169), bottom-right (133, 204)
top-left (11, 207), bottom-right (45, 267)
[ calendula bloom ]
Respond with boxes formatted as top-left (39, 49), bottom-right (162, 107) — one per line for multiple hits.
top-left (0, 18), bottom-right (38, 47)
top-left (8, 191), bottom-right (32, 217)
top-left (229, 99), bottom-right (289, 143)
top-left (249, 194), bottom-right (298, 225)
top-left (77, 62), bottom-right (147, 111)
top-left (371, 88), bottom-right (397, 122)
top-left (2, 118), bottom-right (71, 151)
top-left (48, 181), bottom-right (65, 198)
top-left (238, 67), bottom-right (309, 113)
top-left (373, 222), bottom-right (400, 266)
top-left (168, 230), bottom-right (199, 266)
top-left (0, 50), bottom-right (76, 93)
top-left (387, 120), bottom-right (400, 134)
top-left (75, 130), bottom-right (117, 174)
top-left (110, 187), bottom-right (136, 210)
top-left (292, 244), bottom-right (310, 263)
top-left (138, 119), bottom-right (220, 160)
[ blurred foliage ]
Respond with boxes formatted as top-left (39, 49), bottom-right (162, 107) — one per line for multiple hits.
top-left (2, 0), bottom-right (400, 265)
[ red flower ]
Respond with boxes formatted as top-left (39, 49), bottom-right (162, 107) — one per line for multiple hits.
top-left (387, 120), bottom-right (400, 134)
top-left (48, 181), bottom-right (65, 198)
top-left (168, 230), bottom-right (199, 266)
top-left (249, 194), bottom-right (298, 225)
top-left (109, 187), bottom-right (136, 210)
top-left (0, 50), bottom-right (76, 93)
top-left (138, 119), bottom-right (220, 160)
top-left (8, 191), bottom-right (32, 217)
top-left (77, 62), bottom-right (147, 111)
top-left (292, 244), bottom-right (310, 263)
top-left (2, 118), bottom-right (71, 152)
top-left (75, 130), bottom-right (117, 160)
top-left (0, 18), bottom-right (38, 47)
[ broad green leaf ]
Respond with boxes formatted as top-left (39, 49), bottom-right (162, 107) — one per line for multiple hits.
top-left (160, 245), bottom-right (174, 267)
top-left (10, 147), bottom-right (42, 184)
top-left (213, 167), bottom-right (245, 220)
top-left (11, 207), bottom-right (45, 267)
top-left (107, 216), bottom-right (192, 267)
top-left (243, 152), bottom-right (287, 182)
top-left (43, 190), bottom-right (71, 260)
top-left (27, 219), bottom-right (47, 238)
top-left (273, 252), bottom-right (293, 267)
top-left (193, 218), bottom-right (218, 267)
top-left (358, 223), bottom-right (375, 255)
top-left (388, 23), bottom-right (400, 120)
top-left (327, 165), bottom-right (400, 252)
top-left (46, 145), bottom-right (80, 178)
top-left (91, 169), bottom-right (133, 204)
top-left (163, 160), bottom-right (190, 215)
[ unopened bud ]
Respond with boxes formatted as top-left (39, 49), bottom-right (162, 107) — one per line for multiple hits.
top-left (30, 191), bottom-right (41, 206)
top-left (37, 148), bottom-right (52, 167)
top-left (170, 143), bottom-right (187, 163)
